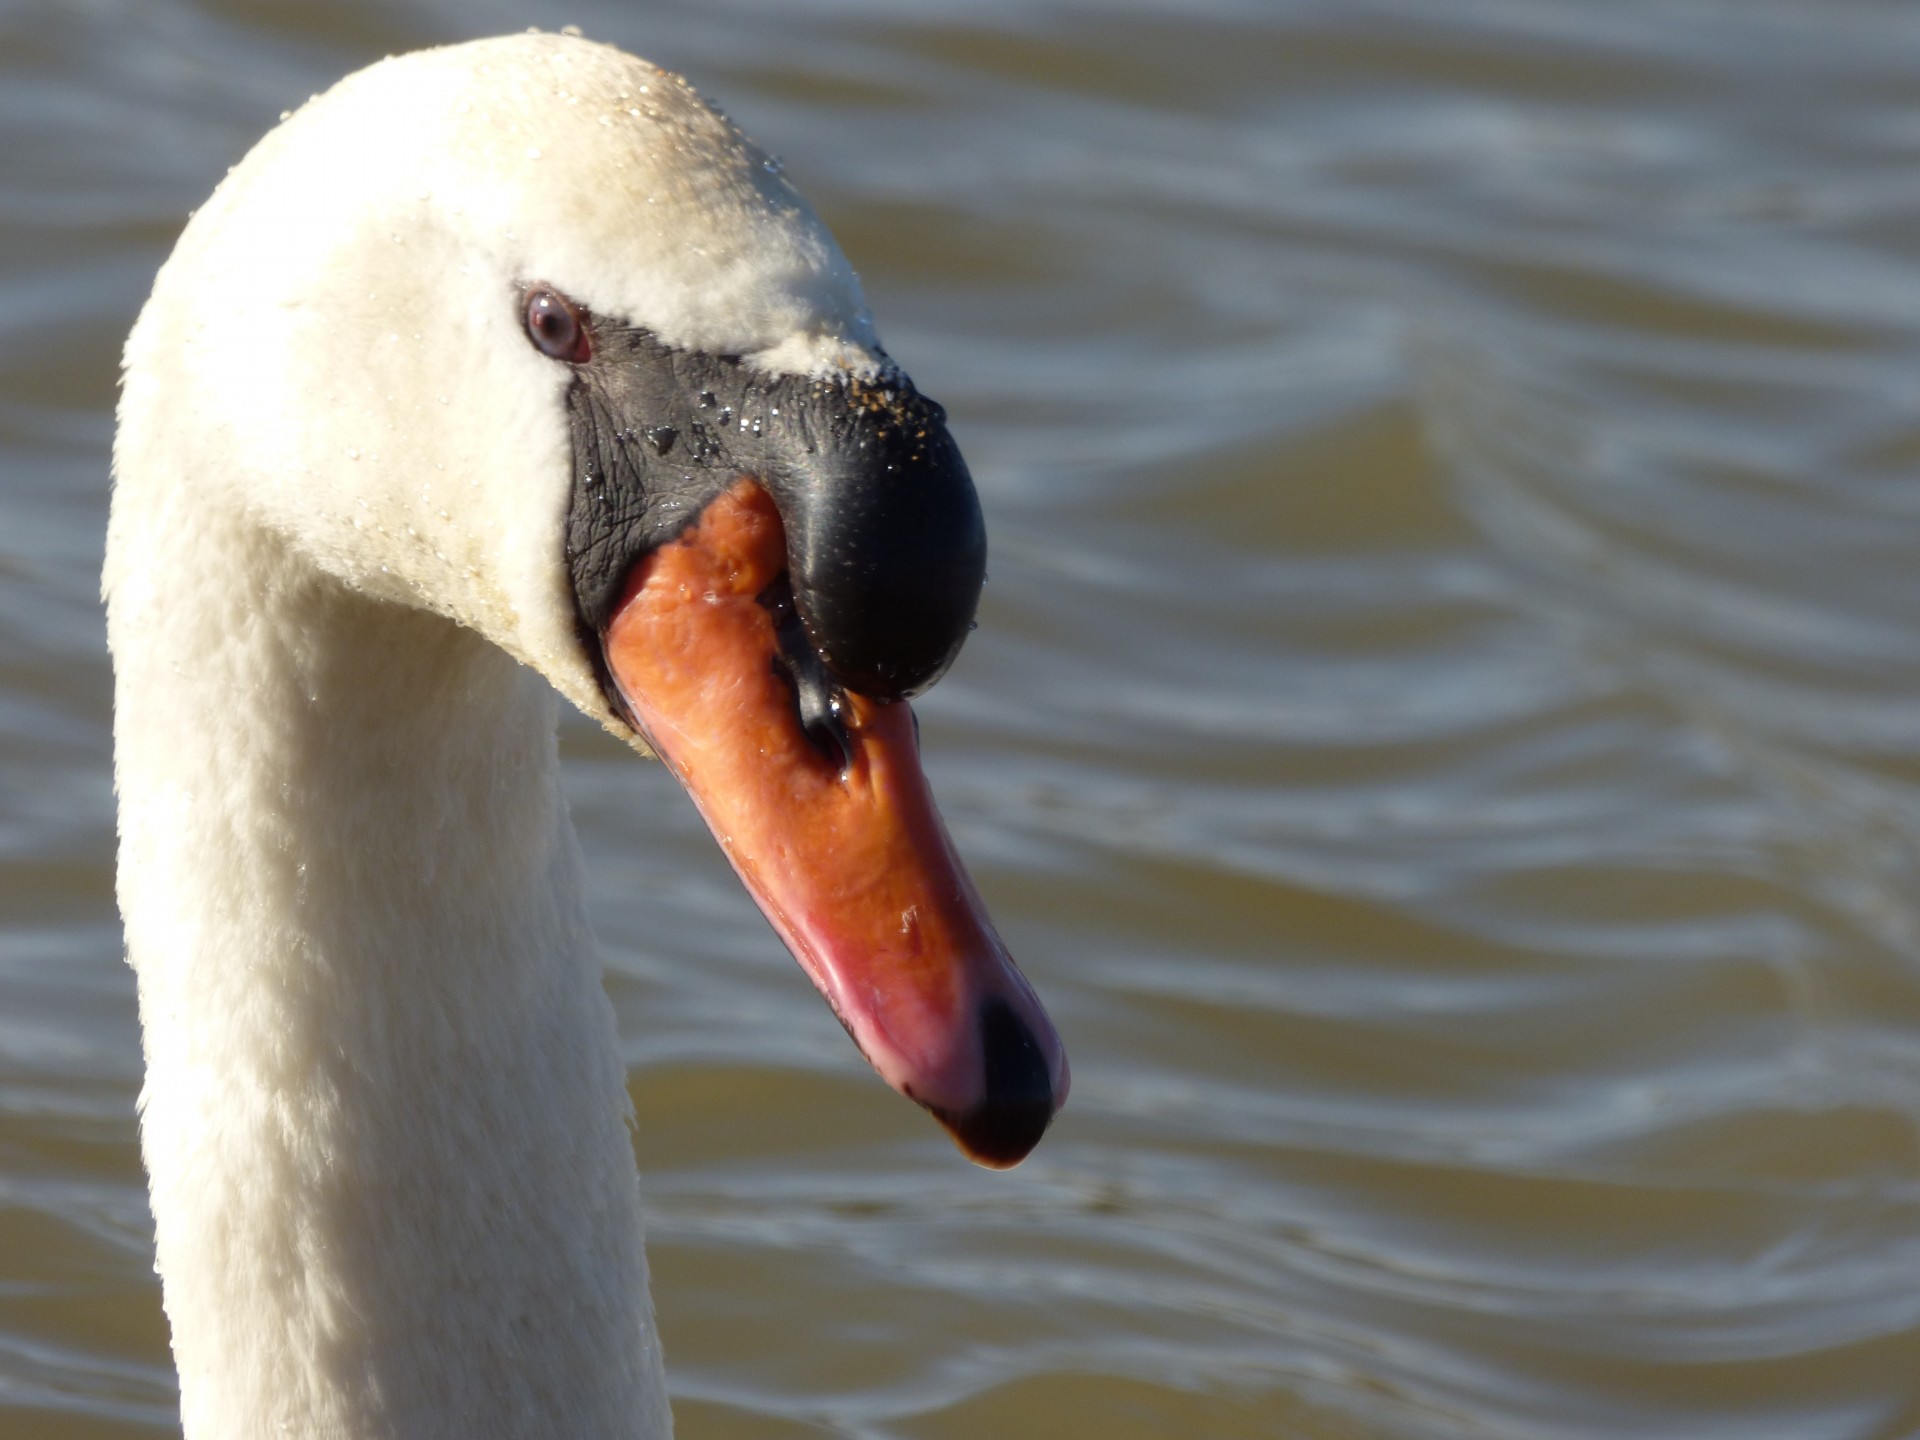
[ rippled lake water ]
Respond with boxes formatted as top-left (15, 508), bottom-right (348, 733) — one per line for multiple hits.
top-left (9, 1), bottom-right (1920, 1435)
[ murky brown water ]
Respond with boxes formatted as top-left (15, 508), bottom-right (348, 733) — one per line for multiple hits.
top-left (9, 1), bottom-right (1920, 1435)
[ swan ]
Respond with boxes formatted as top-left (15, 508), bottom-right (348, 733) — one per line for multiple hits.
top-left (105, 32), bottom-right (1067, 1439)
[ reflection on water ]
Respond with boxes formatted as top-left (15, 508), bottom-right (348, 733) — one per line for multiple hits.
top-left (8, 1), bottom-right (1920, 1435)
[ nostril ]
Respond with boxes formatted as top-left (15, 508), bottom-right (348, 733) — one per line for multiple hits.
top-left (936, 996), bottom-right (1056, 1168)
top-left (759, 574), bottom-right (854, 773)
top-left (801, 689), bottom-right (854, 774)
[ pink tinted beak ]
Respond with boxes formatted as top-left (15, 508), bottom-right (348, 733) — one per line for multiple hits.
top-left (601, 480), bottom-right (1067, 1166)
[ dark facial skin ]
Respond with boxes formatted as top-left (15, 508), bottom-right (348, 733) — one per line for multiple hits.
top-left (538, 287), bottom-right (1062, 1165)
top-left (553, 299), bottom-right (987, 712)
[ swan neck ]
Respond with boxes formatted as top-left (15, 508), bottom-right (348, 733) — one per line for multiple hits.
top-left (108, 508), bottom-right (671, 1439)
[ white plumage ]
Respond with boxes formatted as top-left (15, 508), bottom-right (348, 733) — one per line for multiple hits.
top-left (107, 34), bottom-right (900, 1438)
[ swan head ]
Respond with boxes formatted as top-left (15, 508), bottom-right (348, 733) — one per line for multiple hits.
top-left (116, 32), bottom-right (1065, 1165)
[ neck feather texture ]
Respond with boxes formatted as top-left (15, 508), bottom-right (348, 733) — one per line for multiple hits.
top-left (108, 499), bottom-right (671, 1439)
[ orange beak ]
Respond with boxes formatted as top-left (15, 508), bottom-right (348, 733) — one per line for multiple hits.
top-left (601, 480), bottom-right (1067, 1166)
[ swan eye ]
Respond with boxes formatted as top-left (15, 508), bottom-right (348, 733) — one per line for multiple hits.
top-left (524, 287), bottom-right (591, 364)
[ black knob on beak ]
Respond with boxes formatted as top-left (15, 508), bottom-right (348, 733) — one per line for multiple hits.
top-left (771, 383), bottom-right (985, 701)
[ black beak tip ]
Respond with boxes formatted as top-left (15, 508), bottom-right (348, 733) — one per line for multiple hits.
top-left (933, 996), bottom-right (1060, 1169)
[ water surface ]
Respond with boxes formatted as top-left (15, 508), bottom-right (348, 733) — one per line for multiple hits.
top-left (6, 1), bottom-right (1920, 1436)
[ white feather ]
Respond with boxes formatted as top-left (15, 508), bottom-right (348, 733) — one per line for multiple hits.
top-left (107, 32), bottom-right (884, 1438)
